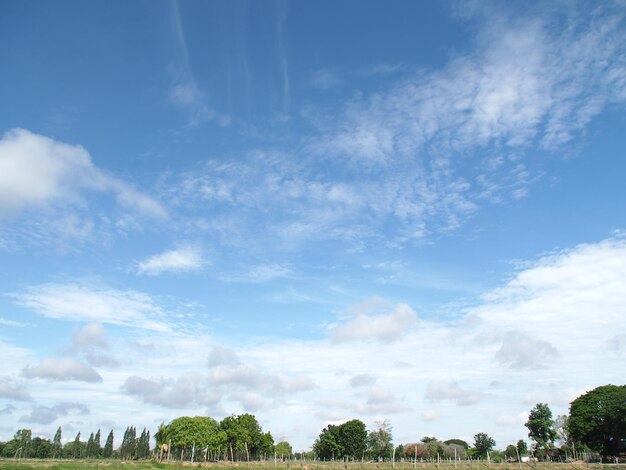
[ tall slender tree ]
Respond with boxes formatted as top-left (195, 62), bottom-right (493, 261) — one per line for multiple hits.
top-left (94, 429), bottom-right (101, 458)
top-left (52, 427), bottom-right (62, 458)
top-left (103, 430), bottom-right (114, 458)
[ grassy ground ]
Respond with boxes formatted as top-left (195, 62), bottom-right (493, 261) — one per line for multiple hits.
top-left (0, 461), bottom-right (618, 470)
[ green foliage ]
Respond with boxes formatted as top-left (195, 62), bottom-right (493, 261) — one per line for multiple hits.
top-left (52, 427), bottom-right (62, 458)
top-left (525, 403), bottom-right (557, 457)
top-left (103, 430), bottom-right (114, 458)
top-left (568, 384), bottom-right (626, 460)
top-left (275, 440), bottom-right (292, 459)
top-left (444, 439), bottom-right (469, 449)
top-left (220, 414), bottom-right (269, 460)
top-left (472, 432), bottom-right (495, 458)
top-left (313, 419), bottom-right (367, 461)
top-left (29, 437), bottom-right (52, 459)
top-left (120, 426), bottom-right (137, 460)
top-left (366, 420), bottom-right (393, 461)
top-left (505, 444), bottom-right (518, 460)
top-left (516, 440), bottom-right (528, 456)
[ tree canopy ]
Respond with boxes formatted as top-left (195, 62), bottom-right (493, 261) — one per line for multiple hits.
top-left (568, 384), bottom-right (626, 460)
top-left (525, 403), bottom-right (557, 457)
top-left (313, 419), bottom-right (367, 461)
top-left (473, 433), bottom-right (495, 458)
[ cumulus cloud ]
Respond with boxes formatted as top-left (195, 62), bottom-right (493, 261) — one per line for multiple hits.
top-left (22, 358), bottom-right (102, 383)
top-left (137, 246), bottom-right (204, 275)
top-left (122, 374), bottom-right (220, 408)
top-left (60, 322), bottom-right (118, 368)
top-left (425, 381), bottom-right (484, 406)
top-left (331, 302), bottom-right (418, 343)
top-left (495, 331), bottom-right (559, 369)
top-left (0, 377), bottom-right (32, 401)
top-left (123, 346), bottom-right (314, 409)
top-left (0, 128), bottom-right (165, 218)
top-left (349, 374), bottom-right (376, 388)
top-left (12, 283), bottom-right (170, 331)
top-left (19, 402), bottom-right (89, 425)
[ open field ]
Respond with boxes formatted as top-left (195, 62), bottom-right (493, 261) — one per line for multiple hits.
top-left (0, 462), bottom-right (621, 470)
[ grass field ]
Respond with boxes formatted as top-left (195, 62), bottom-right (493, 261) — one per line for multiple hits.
top-left (0, 461), bottom-right (619, 470)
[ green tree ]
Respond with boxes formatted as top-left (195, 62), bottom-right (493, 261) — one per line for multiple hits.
top-left (13, 429), bottom-right (32, 458)
top-left (72, 432), bottom-right (83, 459)
top-left (525, 403), bottom-right (557, 458)
top-left (220, 414), bottom-right (268, 461)
top-left (30, 437), bottom-right (52, 459)
top-left (313, 424), bottom-right (342, 460)
top-left (52, 427), bottom-right (62, 458)
top-left (473, 433), bottom-right (495, 459)
top-left (94, 429), bottom-right (101, 458)
top-left (444, 439), bottom-right (469, 449)
top-left (505, 444), bottom-right (518, 461)
top-left (568, 384), bottom-right (626, 461)
top-left (367, 420), bottom-right (393, 461)
top-left (516, 440), bottom-right (528, 457)
top-left (337, 419), bottom-right (367, 460)
top-left (86, 432), bottom-right (95, 458)
top-left (275, 441), bottom-right (292, 460)
top-left (103, 430), bottom-right (114, 458)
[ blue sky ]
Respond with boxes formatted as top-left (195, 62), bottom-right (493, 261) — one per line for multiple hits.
top-left (1, 0), bottom-right (625, 451)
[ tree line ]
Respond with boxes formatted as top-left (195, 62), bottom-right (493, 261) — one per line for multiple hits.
top-left (0, 425), bottom-right (149, 460)
top-left (0, 384), bottom-right (623, 462)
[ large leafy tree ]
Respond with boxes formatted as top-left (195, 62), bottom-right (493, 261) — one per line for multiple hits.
top-left (568, 384), bottom-right (626, 461)
top-left (220, 414), bottom-right (270, 461)
top-left (338, 419), bottom-right (367, 460)
top-left (473, 433), bottom-right (495, 458)
top-left (313, 424), bottom-right (342, 460)
top-left (168, 416), bottom-right (223, 460)
top-left (30, 437), bottom-right (52, 458)
top-left (314, 419), bottom-right (367, 461)
top-left (525, 403), bottom-right (557, 458)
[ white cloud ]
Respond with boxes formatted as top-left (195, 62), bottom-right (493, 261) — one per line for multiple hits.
top-left (331, 302), bottom-right (418, 343)
top-left (13, 283), bottom-right (170, 331)
top-left (424, 381), bottom-right (484, 406)
top-left (19, 401), bottom-right (89, 425)
top-left (23, 358), bottom-right (102, 383)
top-left (0, 377), bottom-right (32, 401)
top-left (123, 346), bottom-right (314, 410)
top-left (137, 246), bottom-right (204, 276)
top-left (349, 374), bottom-right (376, 388)
top-left (0, 317), bottom-right (28, 327)
top-left (495, 331), bottom-right (559, 369)
top-left (0, 128), bottom-right (166, 218)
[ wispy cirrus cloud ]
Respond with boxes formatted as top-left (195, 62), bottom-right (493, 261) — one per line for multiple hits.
top-left (12, 283), bottom-right (171, 332)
